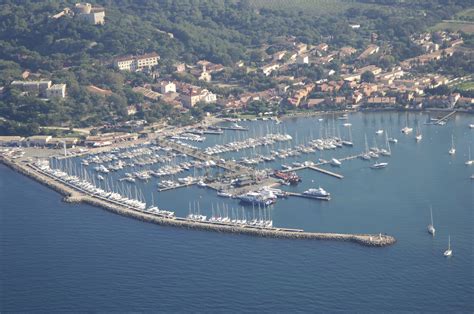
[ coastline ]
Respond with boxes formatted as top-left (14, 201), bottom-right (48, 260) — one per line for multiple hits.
top-left (0, 156), bottom-right (396, 247)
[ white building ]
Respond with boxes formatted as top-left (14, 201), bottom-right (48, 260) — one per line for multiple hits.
top-left (160, 81), bottom-right (176, 94)
top-left (115, 53), bottom-right (160, 71)
top-left (46, 84), bottom-right (67, 99)
top-left (296, 55), bottom-right (309, 65)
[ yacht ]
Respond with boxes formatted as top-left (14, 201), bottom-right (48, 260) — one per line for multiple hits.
top-left (303, 187), bottom-right (331, 200)
top-left (330, 158), bottom-right (342, 166)
top-left (427, 206), bottom-right (435, 236)
top-left (443, 235), bottom-right (453, 257)
top-left (370, 162), bottom-right (388, 169)
top-left (337, 114), bottom-right (348, 120)
top-left (448, 135), bottom-right (455, 155)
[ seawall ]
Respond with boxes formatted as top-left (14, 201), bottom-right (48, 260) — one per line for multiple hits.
top-left (1, 157), bottom-right (396, 247)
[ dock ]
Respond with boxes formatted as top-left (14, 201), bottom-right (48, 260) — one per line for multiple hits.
top-left (157, 182), bottom-right (196, 192)
top-left (281, 164), bottom-right (344, 179)
top-left (435, 110), bottom-right (457, 125)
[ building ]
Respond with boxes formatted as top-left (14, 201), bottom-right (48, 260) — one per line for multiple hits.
top-left (85, 132), bottom-right (138, 147)
top-left (115, 53), bottom-right (160, 71)
top-left (261, 63), bottom-right (280, 76)
top-left (11, 80), bottom-right (52, 94)
top-left (46, 84), bottom-right (67, 99)
top-left (296, 55), bottom-right (309, 65)
top-left (74, 3), bottom-right (105, 25)
top-left (160, 81), bottom-right (176, 94)
top-left (27, 135), bottom-right (52, 146)
top-left (181, 88), bottom-right (216, 108)
top-left (0, 136), bottom-right (25, 146)
top-left (357, 45), bottom-right (379, 60)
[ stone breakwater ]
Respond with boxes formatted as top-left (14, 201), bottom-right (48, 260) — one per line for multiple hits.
top-left (1, 157), bottom-right (396, 247)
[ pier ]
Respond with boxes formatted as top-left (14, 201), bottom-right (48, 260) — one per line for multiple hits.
top-left (1, 156), bottom-right (397, 247)
top-left (281, 164), bottom-right (344, 179)
top-left (435, 110), bottom-right (457, 125)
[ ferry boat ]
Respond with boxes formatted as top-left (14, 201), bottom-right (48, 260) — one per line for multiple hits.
top-left (370, 162), bottom-right (388, 169)
top-left (303, 187), bottom-right (331, 200)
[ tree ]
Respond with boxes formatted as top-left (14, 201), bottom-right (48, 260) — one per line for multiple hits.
top-left (361, 71), bottom-right (375, 83)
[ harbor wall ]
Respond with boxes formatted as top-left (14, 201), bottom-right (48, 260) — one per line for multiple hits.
top-left (0, 157), bottom-right (396, 247)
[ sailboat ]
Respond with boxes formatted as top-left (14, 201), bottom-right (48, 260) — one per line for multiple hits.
top-left (448, 135), bottom-right (456, 155)
top-left (360, 134), bottom-right (371, 160)
top-left (330, 158), bottom-right (342, 166)
top-left (342, 125), bottom-right (353, 146)
top-left (401, 113), bottom-right (413, 134)
top-left (443, 235), bottom-right (453, 257)
top-left (380, 133), bottom-right (392, 156)
top-left (427, 206), bottom-right (435, 235)
top-left (415, 123), bottom-right (422, 142)
top-left (465, 147), bottom-right (473, 165)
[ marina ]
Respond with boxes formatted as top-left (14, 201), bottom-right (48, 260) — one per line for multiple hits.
top-left (1, 111), bottom-right (473, 312)
top-left (2, 111), bottom-right (473, 248)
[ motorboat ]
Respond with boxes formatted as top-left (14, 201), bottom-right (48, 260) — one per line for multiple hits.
top-left (330, 158), bottom-right (342, 166)
top-left (370, 162), bottom-right (388, 169)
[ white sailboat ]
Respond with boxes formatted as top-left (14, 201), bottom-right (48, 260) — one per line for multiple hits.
top-left (427, 206), bottom-right (435, 235)
top-left (443, 235), bottom-right (453, 257)
top-left (465, 147), bottom-right (473, 165)
top-left (330, 158), bottom-right (342, 166)
top-left (360, 134), bottom-right (371, 160)
top-left (415, 123), bottom-right (422, 142)
top-left (448, 135), bottom-right (456, 155)
top-left (401, 113), bottom-right (413, 134)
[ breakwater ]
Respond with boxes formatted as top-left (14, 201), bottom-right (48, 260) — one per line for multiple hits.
top-left (1, 157), bottom-right (396, 247)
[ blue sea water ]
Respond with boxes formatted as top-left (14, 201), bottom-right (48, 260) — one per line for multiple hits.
top-left (1, 112), bottom-right (473, 312)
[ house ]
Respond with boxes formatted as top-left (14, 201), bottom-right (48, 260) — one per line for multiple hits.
top-left (357, 44), bottom-right (379, 60)
top-left (339, 46), bottom-right (357, 58)
top-left (296, 55), bottom-right (309, 65)
top-left (126, 105), bottom-right (137, 116)
top-left (295, 43), bottom-right (307, 55)
top-left (357, 65), bottom-right (382, 76)
top-left (132, 86), bottom-right (161, 101)
top-left (45, 84), bottom-right (67, 99)
top-left (314, 43), bottom-right (329, 52)
top-left (74, 3), bottom-right (105, 25)
top-left (114, 52), bottom-right (160, 71)
top-left (160, 81), bottom-right (176, 94)
top-left (287, 83), bottom-right (315, 107)
top-left (360, 83), bottom-right (378, 96)
top-left (272, 51), bottom-right (287, 61)
top-left (181, 88), bottom-right (216, 108)
top-left (261, 63), bottom-right (280, 76)
top-left (27, 135), bottom-right (52, 146)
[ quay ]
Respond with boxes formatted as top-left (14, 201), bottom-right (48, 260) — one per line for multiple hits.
top-left (1, 156), bottom-right (396, 247)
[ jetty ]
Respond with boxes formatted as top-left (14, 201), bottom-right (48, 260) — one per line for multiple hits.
top-left (1, 156), bottom-right (396, 248)
top-left (435, 110), bottom-right (457, 125)
top-left (281, 164), bottom-right (344, 179)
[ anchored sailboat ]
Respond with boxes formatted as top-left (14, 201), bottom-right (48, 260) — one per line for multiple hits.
top-left (443, 235), bottom-right (453, 257)
top-left (448, 135), bottom-right (456, 155)
top-left (427, 206), bottom-right (435, 235)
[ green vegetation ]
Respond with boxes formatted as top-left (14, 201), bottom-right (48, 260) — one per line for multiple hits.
top-left (0, 0), bottom-right (472, 136)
